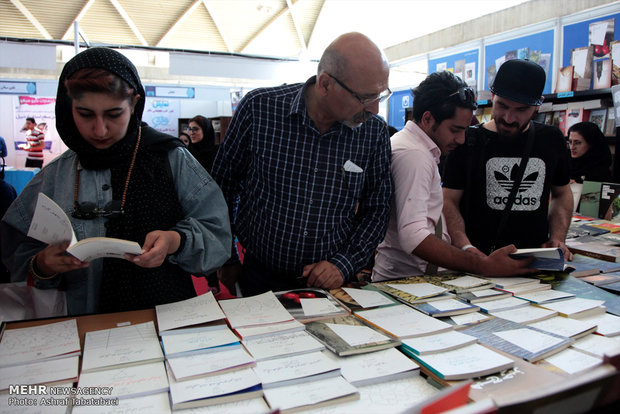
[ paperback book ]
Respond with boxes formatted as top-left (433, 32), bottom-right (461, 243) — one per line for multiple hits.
top-left (411, 298), bottom-right (480, 318)
top-left (354, 304), bottom-right (453, 339)
top-left (403, 343), bottom-right (514, 380)
top-left (461, 317), bottom-right (573, 362)
top-left (303, 315), bottom-right (400, 356)
top-left (400, 330), bottom-right (478, 355)
top-left (274, 288), bottom-right (349, 322)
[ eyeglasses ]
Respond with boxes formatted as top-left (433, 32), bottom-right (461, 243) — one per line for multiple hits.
top-left (445, 87), bottom-right (477, 107)
top-left (187, 127), bottom-right (201, 133)
top-left (72, 200), bottom-right (124, 220)
top-left (327, 73), bottom-right (392, 105)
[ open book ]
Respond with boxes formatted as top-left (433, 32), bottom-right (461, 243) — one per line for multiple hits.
top-left (27, 193), bottom-right (142, 261)
top-left (509, 247), bottom-right (568, 271)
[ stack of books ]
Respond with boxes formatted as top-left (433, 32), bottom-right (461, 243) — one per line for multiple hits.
top-left (77, 321), bottom-right (169, 406)
top-left (0, 319), bottom-right (80, 411)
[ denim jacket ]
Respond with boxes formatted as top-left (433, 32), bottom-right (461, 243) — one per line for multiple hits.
top-left (1, 146), bottom-right (232, 314)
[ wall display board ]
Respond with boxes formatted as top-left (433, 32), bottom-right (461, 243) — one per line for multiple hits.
top-left (563, 13), bottom-right (620, 89)
top-left (428, 49), bottom-right (479, 89)
top-left (387, 90), bottom-right (413, 131)
top-left (9, 95), bottom-right (62, 168)
top-left (484, 29), bottom-right (554, 94)
top-left (143, 98), bottom-right (180, 138)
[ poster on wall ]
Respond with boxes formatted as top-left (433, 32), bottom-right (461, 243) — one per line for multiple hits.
top-left (10, 95), bottom-right (62, 168)
top-left (484, 29), bottom-right (554, 94)
top-left (563, 13), bottom-right (620, 87)
top-left (428, 49), bottom-right (479, 90)
top-left (143, 97), bottom-right (180, 138)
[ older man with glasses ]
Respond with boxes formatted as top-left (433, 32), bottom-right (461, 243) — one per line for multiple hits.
top-left (212, 32), bottom-right (394, 295)
top-left (372, 71), bottom-right (536, 282)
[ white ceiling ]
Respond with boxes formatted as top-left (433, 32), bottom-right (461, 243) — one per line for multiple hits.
top-left (1, 0), bottom-right (531, 60)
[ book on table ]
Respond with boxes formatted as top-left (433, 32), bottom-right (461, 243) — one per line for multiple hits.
top-left (535, 297), bottom-right (606, 318)
top-left (456, 288), bottom-right (512, 304)
top-left (78, 361), bottom-right (169, 400)
top-left (515, 289), bottom-right (576, 304)
top-left (334, 286), bottom-right (398, 310)
top-left (489, 305), bottom-right (558, 324)
top-left (402, 343), bottom-right (514, 381)
top-left (574, 312), bottom-right (620, 337)
top-left (477, 297), bottom-right (531, 313)
top-left (218, 291), bottom-right (294, 329)
top-left (542, 347), bottom-right (603, 375)
top-left (303, 315), bottom-right (401, 356)
top-left (166, 346), bottom-right (256, 381)
top-left (400, 330), bottom-right (478, 355)
top-left (570, 254), bottom-right (620, 276)
top-left (373, 281), bottom-right (450, 304)
top-left (273, 288), bottom-right (349, 322)
top-left (0, 356), bottom-right (79, 392)
top-left (411, 298), bottom-right (480, 318)
top-left (527, 316), bottom-right (598, 339)
top-left (566, 240), bottom-right (620, 262)
top-left (261, 375), bottom-right (359, 413)
top-left (241, 330), bottom-right (325, 361)
top-left (354, 304), bottom-right (453, 339)
top-left (571, 333), bottom-right (620, 358)
top-left (495, 280), bottom-right (552, 296)
top-left (27, 192), bottom-right (142, 261)
top-left (167, 365), bottom-right (263, 410)
top-left (160, 326), bottom-right (240, 358)
top-left (253, 351), bottom-right (341, 389)
top-left (323, 347), bottom-right (420, 386)
top-left (0, 319), bottom-right (80, 368)
top-left (155, 291), bottom-right (226, 335)
top-left (579, 273), bottom-right (620, 286)
top-left (233, 319), bottom-right (305, 341)
top-left (461, 317), bottom-right (573, 362)
top-left (81, 321), bottom-right (163, 373)
top-left (438, 312), bottom-right (493, 329)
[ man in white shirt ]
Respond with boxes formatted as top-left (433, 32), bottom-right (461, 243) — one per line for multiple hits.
top-left (373, 71), bottom-right (534, 281)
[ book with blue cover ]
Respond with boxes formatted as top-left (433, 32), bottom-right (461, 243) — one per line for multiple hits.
top-left (461, 317), bottom-right (572, 362)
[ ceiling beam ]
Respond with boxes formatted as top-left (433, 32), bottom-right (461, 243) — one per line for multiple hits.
top-left (156, 0), bottom-right (202, 47)
top-left (202, 0), bottom-right (233, 53)
top-left (10, 0), bottom-right (52, 39)
top-left (287, 0), bottom-right (306, 53)
top-left (240, 0), bottom-right (299, 53)
top-left (61, 0), bottom-right (96, 40)
top-left (110, 0), bottom-right (148, 46)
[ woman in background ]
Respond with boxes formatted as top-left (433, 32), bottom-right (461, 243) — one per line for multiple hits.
top-left (187, 115), bottom-right (218, 173)
top-left (1, 48), bottom-right (231, 315)
top-left (568, 121), bottom-right (612, 184)
top-left (179, 131), bottom-right (191, 148)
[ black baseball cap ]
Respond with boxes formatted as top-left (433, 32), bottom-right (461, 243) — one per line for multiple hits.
top-left (490, 59), bottom-right (546, 106)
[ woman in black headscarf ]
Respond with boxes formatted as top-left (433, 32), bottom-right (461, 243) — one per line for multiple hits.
top-left (1, 48), bottom-right (231, 315)
top-left (568, 121), bottom-right (612, 184)
top-left (187, 115), bottom-right (218, 173)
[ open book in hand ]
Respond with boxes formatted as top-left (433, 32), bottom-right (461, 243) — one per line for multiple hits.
top-left (509, 247), bottom-right (570, 272)
top-left (27, 193), bottom-right (142, 262)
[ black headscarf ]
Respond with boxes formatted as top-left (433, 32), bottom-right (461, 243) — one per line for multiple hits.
top-left (56, 48), bottom-right (195, 312)
top-left (568, 121), bottom-right (612, 183)
top-left (188, 115), bottom-right (218, 173)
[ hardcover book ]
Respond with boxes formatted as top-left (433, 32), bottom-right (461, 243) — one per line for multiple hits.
top-left (461, 318), bottom-right (573, 362)
top-left (304, 315), bottom-right (400, 356)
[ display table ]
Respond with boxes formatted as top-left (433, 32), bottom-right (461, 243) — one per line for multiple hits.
top-left (4, 307), bottom-right (619, 413)
top-left (3, 167), bottom-right (38, 195)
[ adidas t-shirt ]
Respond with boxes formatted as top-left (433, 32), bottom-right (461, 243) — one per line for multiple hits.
top-left (442, 122), bottom-right (570, 254)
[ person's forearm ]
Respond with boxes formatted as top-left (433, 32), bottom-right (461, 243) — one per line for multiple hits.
top-left (413, 234), bottom-right (484, 274)
top-left (548, 198), bottom-right (572, 242)
top-left (442, 199), bottom-right (471, 248)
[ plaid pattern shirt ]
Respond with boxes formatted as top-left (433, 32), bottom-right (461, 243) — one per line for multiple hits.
top-left (212, 77), bottom-right (393, 282)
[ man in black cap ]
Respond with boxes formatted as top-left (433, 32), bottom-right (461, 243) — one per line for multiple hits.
top-left (441, 59), bottom-right (573, 260)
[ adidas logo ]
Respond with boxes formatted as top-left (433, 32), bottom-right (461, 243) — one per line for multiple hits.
top-left (486, 158), bottom-right (545, 211)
